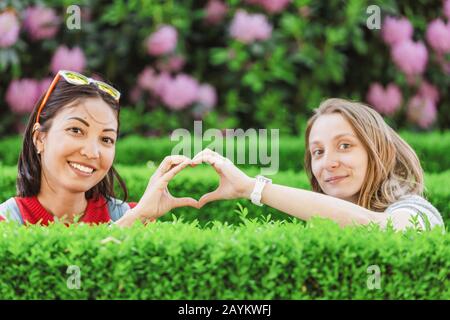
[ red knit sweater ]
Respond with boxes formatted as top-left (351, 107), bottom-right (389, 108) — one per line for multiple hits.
top-left (0, 195), bottom-right (138, 225)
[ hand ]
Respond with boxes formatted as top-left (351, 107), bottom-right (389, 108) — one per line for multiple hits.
top-left (130, 155), bottom-right (198, 222)
top-left (191, 148), bottom-right (255, 208)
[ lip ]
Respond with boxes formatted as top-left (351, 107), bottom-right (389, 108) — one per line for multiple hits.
top-left (68, 161), bottom-right (95, 177)
top-left (68, 161), bottom-right (97, 170)
top-left (325, 175), bottom-right (349, 184)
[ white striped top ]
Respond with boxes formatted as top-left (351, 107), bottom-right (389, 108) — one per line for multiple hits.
top-left (384, 194), bottom-right (445, 230)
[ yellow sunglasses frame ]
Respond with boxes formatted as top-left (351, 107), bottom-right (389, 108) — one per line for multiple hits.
top-left (34, 70), bottom-right (120, 126)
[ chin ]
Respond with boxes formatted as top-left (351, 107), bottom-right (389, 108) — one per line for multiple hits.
top-left (61, 179), bottom-right (95, 192)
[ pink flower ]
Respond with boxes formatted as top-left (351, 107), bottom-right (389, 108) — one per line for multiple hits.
top-left (197, 84), bottom-right (217, 110)
top-left (407, 95), bottom-right (437, 129)
top-left (205, 0), bottom-right (228, 25)
top-left (146, 25), bottom-right (177, 56)
top-left (381, 16), bottom-right (413, 46)
top-left (247, 0), bottom-right (291, 14)
top-left (366, 83), bottom-right (403, 115)
top-left (161, 74), bottom-right (199, 110)
top-left (445, 0), bottom-right (450, 20)
top-left (23, 6), bottom-right (59, 41)
top-left (50, 46), bottom-right (86, 74)
top-left (426, 19), bottom-right (450, 54)
top-left (0, 11), bottom-right (20, 48)
top-left (6, 79), bottom-right (40, 114)
top-left (151, 72), bottom-right (171, 98)
top-left (391, 40), bottom-right (428, 76)
top-left (229, 10), bottom-right (272, 44)
top-left (418, 81), bottom-right (440, 104)
top-left (137, 67), bottom-right (158, 91)
top-left (156, 55), bottom-right (186, 72)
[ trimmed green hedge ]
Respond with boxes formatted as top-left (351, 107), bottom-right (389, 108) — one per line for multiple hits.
top-left (1, 164), bottom-right (449, 227)
top-left (0, 219), bottom-right (448, 299)
top-left (0, 131), bottom-right (449, 172)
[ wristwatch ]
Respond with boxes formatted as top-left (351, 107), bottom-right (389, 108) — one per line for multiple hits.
top-left (250, 175), bottom-right (272, 206)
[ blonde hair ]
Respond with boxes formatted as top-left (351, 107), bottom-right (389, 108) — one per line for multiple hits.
top-left (304, 98), bottom-right (424, 212)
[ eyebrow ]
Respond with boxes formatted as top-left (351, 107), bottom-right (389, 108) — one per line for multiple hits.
top-left (310, 133), bottom-right (356, 146)
top-left (65, 117), bottom-right (117, 133)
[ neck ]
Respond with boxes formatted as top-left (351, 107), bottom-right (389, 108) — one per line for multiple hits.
top-left (343, 194), bottom-right (359, 205)
top-left (37, 188), bottom-right (88, 223)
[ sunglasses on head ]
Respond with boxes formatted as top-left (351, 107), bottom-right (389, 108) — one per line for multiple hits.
top-left (35, 70), bottom-right (121, 125)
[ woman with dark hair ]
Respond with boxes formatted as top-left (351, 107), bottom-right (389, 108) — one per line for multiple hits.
top-left (0, 70), bottom-right (197, 227)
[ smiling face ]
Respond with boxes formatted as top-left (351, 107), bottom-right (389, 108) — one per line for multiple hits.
top-left (35, 97), bottom-right (118, 194)
top-left (308, 113), bottom-right (369, 203)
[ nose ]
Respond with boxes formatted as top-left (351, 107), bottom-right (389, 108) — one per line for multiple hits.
top-left (80, 139), bottom-right (100, 159)
top-left (323, 151), bottom-right (340, 170)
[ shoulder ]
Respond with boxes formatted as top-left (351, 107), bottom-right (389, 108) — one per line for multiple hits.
top-left (106, 197), bottom-right (137, 222)
top-left (384, 194), bottom-right (445, 229)
top-left (0, 197), bottom-right (24, 224)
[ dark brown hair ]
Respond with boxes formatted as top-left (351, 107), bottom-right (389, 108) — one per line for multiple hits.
top-left (17, 79), bottom-right (129, 206)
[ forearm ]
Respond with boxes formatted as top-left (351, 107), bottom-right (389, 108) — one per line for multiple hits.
top-left (244, 181), bottom-right (384, 227)
top-left (113, 208), bottom-right (148, 227)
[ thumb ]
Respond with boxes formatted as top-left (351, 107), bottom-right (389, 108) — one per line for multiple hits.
top-left (172, 197), bottom-right (199, 209)
top-left (198, 190), bottom-right (222, 208)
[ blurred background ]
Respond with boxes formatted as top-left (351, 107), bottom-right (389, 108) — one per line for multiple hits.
top-left (0, 0), bottom-right (449, 138)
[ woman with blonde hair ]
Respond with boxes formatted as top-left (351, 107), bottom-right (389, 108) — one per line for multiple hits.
top-left (190, 98), bottom-right (444, 231)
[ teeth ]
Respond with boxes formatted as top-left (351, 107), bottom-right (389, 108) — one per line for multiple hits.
top-left (69, 162), bottom-right (94, 174)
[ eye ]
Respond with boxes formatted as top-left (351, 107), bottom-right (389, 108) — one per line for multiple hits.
top-left (103, 137), bottom-right (115, 145)
top-left (339, 143), bottom-right (351, 150)
top-left (67, 127), bottom-right (83, 134)
top-left (312, 149), bottom-right (323, 156)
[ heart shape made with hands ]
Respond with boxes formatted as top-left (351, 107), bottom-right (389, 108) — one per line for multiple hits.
top-left (167, 158), bottom-right (221, 203)
top-left (166, 151), bottom-right (237, 208)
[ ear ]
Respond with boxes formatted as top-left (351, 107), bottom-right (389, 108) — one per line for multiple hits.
top-left (32, 123), bottom-right (46, 153)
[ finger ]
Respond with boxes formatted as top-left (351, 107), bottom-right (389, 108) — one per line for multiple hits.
top-left (192, 151), bottom-right (226, 167)
top-left (208, 149), bottom-right (224, 158)
top-left (192, 148), bottom-right (218, 163)
top-left (191, 153), bottom-right (216, 170)
top-left (204, 154), bottom-right (224, 173)
top-left (198, 190), bottom-right (223, 208)
top-left (172, 197), bottom-right (199, 209)
top-left (155, 155), bottom-right (190, 177)
top-left (191, 150), bottom-right (209, 164)
top-left (160, 159), bottom-right (190, 185)
top-left (193, 148), bottom-right (213, 157)
top-left (204, 154), bottom-right (232, 174)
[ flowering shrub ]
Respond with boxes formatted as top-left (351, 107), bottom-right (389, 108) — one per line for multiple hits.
top-left (229, 9), bottom-right (272, 43)
top-left (367, 5), bottom-right (450, 129)
top-left (50, 45), bottom-right (86, 74)
top-left (0, 10), bottom-right (20, 48)
top-left (22, 5), bottom-right (59, 41)
top-left (146, 25), bottom-right (178, 56)
top-left (0, 0), bottom-right (449, 137)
